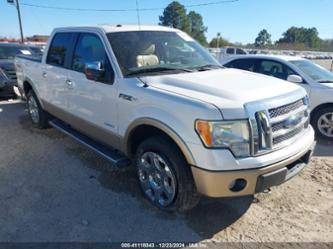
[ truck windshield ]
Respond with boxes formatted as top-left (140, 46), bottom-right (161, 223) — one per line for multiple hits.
top-left (107, 31), bottom-right (220, 77)
top-left (291, 60), bottom-right (333, 83)
top-left (0, 45), bottom-right (32, 60)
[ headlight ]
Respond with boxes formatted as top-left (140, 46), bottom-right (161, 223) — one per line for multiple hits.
top-left (195, 120), bottom-right (250, 157)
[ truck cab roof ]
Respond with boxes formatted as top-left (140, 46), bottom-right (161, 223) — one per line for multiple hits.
top-left (53, 24), bottom-right (179, 34)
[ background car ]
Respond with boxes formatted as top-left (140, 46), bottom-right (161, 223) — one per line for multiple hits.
top-left (0, 43), bottom-right (42, 98)
top-left (222, 55), bottom-right (333, 140)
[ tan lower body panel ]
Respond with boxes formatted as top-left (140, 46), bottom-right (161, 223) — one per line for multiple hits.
top-left (191, 141), bottom-right (315, 197)
top-left (43, 101), bottom-right (122, 151)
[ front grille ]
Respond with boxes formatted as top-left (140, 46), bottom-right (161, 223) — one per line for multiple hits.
top-left (2, 69), bottom-right (17, 81)
top-left (273, 125), bottom-right (304, 145)
top-left (252, 97), bottom-right (309, 155)
top-left (269, 99), bottom-right (304, 118)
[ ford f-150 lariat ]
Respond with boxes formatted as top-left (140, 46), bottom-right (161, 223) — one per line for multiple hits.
top-left (15, 25), bottom-right (315, 211)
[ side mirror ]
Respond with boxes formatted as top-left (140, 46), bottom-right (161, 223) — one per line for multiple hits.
top-left (84, 61), bottom-right (105, 82)
top-left (287, 74), bottom-right (303, 84)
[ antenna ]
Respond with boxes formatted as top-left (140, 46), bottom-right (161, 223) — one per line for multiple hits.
top-left (135, 0), bottom-right (141, 29)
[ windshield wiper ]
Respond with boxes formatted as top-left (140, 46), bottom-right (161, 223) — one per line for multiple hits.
top-left (126, 66), bottom-right (193, 76)
top-left (192, 64), bottom-right (224, 71)
top-left (318, 80), bottom-right (333, 83)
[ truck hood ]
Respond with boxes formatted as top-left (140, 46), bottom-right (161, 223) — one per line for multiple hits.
top-left (141, 68), bottom-right (305, 119)
top-left (0, 59), bottom-right (15, 71)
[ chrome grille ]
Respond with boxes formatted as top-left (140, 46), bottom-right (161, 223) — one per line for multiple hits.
top-left (269, 99), bottom-right (304, 118)
top-left (246, 95), bottom-right (310, 156)
top-left (2, 69), bottom-right (17, 81)
top-left (273, 125), bottom-right (304, 145)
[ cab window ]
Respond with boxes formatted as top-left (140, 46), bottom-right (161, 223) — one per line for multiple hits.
top-left (226, 48), bottom-right (235, 54)
top-left (71, 33), bottom-right (114, 83)
top-left (236, 48), bottom-right (246, 55)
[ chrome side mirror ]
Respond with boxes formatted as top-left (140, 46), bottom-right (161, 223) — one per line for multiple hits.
top-left (84, 61), bottom-right (105, 82)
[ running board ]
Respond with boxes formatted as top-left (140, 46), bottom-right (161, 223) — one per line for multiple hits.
top-left (49, 119), bottom-right (131, 168)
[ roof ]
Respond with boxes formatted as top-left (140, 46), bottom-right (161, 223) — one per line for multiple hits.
top-left (224, 54), bottom-right (306, 62)
top-left (54, 24), bottom-right (179, 34)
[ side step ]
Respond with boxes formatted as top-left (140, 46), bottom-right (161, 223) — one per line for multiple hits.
top-left (49, 119), bottom-right (131, 168)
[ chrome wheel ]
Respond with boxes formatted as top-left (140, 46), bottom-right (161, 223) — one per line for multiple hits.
top-left (138, 152), bottom-right (177, 207)
top-left (317, 112), bottom-right (333, 138)
top-left (28, 95), bottom-right (39, 124)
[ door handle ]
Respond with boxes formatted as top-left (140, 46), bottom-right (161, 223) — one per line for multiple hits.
top-left (42, 72), bottom-right (47, 78)
top-left (66, 79), bottom-right (74, 88)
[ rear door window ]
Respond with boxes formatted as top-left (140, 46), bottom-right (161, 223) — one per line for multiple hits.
top-left (224, 59), bottom-right (257, 72)
top-left (46, 33), bottom-right (73, 67)
top-left (236, 48), bottom-right (246, 55)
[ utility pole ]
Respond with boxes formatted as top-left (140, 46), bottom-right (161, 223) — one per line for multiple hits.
top-left (216, 32), bottom-right (221, 49)
top-left (7, 0), bottom-right (24, 43)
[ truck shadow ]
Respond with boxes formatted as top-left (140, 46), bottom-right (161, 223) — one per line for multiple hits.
top-left (65, 146), bottom-right (253, 240)
top-left (313, 139), bottom-right (333, 157)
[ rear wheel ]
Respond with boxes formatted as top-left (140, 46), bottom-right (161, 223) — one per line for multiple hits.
top-left (135, 136), bottom-right (200, 212)
top-left (26, 90), bottom-right (49, 129)
top-left (311, 107), bottom-right (333, 141)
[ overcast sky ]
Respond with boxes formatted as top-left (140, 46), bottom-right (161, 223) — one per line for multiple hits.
top-left (0, 0), bottom-right (332, 43)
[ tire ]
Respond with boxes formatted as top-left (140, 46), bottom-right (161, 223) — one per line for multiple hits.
top-left (311, 106), bottom-right (333, 141)
top-left (135, 136), bottom-right (200, 212)
top-left (26, 90), bottom-right (49, 129)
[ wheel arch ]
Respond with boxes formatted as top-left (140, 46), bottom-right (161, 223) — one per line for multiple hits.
top-left (123, 118), bottom-right (196, 165)
top-left (23, 78), bottom-right (44, 108)
top-left (311, 102), bottom-right (333, 122)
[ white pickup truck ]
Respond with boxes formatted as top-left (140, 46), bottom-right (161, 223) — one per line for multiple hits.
top-left (15, 25), bottom-right (315, 212)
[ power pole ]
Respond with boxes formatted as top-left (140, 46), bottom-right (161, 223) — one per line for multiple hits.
top-left (16, 0), bottom-right (24, 43)
top-left (7, 0), bottom-right (24, 43)
top-left (216, 32), bottom-right (221, 49)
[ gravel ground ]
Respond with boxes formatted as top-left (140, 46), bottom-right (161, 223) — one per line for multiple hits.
top-left (0, 99), bottom-right (332, 244)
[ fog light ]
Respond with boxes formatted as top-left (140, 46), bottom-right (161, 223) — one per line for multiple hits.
top-left (229, 178), bottom-right (247, 192)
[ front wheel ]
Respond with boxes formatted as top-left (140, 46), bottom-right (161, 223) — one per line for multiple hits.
top-left (311, 107), bottom-right (333, 141)
top-left (135, 136), bottom-right (200, 212)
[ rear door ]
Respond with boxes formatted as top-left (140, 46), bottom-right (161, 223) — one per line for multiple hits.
top-left (41, 32), bottom-right (76, 112)
top-left (65, 32), bottom-right (119, 147)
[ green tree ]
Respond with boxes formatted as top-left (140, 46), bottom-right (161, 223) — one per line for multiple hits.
top-left (159, 1), bottom-right (190, 34)
top-left (159, 1), bottom-right (209, 45)
top-left (187, 11), bottom-right (207, 45)
top-left (209, 37), bottom-right (231, 47)
top-left (254, 29), bottom-right (272, 48)
top-left (277, 27), bottom-right (321, 48)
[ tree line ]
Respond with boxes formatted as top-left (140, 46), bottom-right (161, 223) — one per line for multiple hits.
top-left (159, 1), bottom-right (333, 52)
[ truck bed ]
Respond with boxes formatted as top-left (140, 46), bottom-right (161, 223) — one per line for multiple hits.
top-left (16, 54), bottom-right (42, 63)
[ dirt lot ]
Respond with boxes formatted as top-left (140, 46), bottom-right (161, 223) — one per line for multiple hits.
top-left (0, 99), bottom-right (332, 244)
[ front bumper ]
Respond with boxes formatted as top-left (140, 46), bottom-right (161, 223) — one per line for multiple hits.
top-left (0, 81), bottom-right (16, 97)
top-left (191, 140), bottom-right (316, 197)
